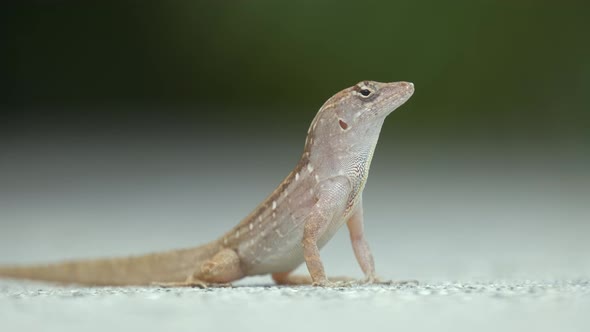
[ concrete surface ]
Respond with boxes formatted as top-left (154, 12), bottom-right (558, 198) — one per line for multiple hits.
top-left (1, 279), bottom-right (589, 332)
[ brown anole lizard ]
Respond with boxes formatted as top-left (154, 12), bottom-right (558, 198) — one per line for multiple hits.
top-left (0, 80), bottom-right (414, 287)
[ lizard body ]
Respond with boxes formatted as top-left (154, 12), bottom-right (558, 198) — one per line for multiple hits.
top-left (0, 81), bottom-right (414, 287)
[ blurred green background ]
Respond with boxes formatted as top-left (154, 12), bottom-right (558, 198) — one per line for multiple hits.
top-left (4, 1), bottom-right (589, 144)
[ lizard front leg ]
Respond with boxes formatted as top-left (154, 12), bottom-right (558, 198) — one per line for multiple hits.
top-left (346, 196), bottom-right (378, 282)
top-left (301, 213), bottom-right (330, 285)
top-left (273, 194), bottom-right (375, 286)
top-left (347, 197), bottom-right (419, 286)
top-left (272, 177), bottom-right (351, 286)
top-left (303, 177), bottom-right (352, 286)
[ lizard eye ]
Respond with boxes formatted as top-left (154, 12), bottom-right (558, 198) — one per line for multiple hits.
top-left (359, 89), bottom-right (372, 97)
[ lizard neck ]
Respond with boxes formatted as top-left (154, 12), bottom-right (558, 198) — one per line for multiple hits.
top-left (307, 118), bottom-right (384, 179)
top-left (306, 118), bottom-right (385, 212)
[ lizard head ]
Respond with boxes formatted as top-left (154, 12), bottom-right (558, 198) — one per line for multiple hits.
top-left (306, 81), bottom-right (414, 153)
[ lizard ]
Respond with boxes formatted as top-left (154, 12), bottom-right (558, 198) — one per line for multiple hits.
top-left (0, 80), bottom-right (414, 287)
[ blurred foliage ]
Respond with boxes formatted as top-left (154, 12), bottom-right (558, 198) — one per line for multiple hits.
top-left (3, 1), bottom-right (589, 140)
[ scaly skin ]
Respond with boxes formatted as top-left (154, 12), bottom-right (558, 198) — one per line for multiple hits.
top-left (0, 81), bottom-right (414, 287)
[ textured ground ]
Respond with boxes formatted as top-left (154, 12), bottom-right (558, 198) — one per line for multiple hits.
top-left (1, 279), bottom-right (589, 332)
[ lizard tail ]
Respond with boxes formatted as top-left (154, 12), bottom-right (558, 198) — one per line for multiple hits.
top-left (0, 243), bottom-right (221, 286)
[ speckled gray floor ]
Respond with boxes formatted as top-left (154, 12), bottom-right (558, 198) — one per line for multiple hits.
top-left (1, 279), bottom-right (589, 332)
